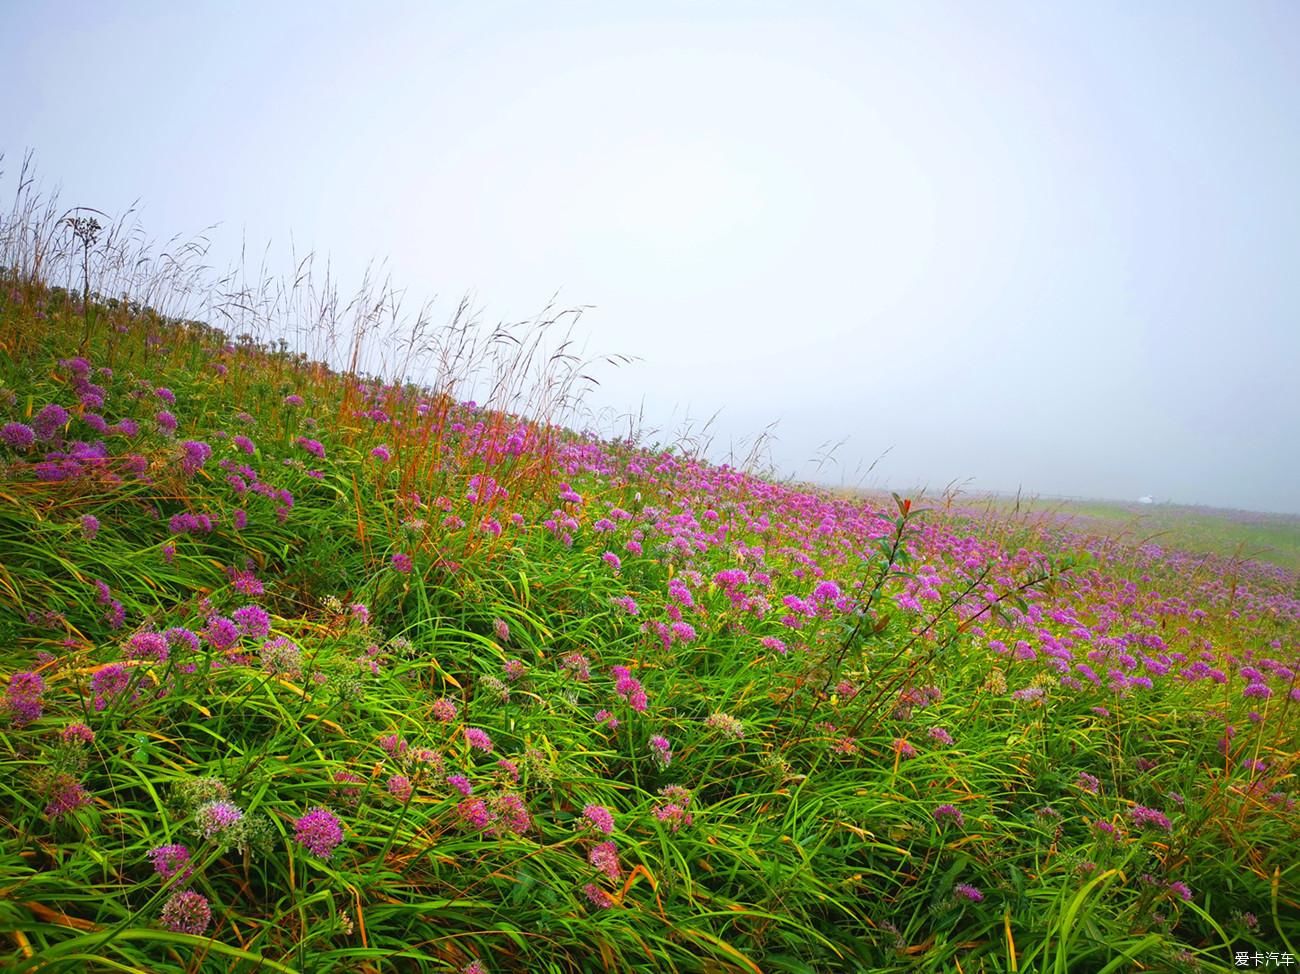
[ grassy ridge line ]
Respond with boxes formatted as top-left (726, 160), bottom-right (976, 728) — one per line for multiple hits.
top-left (0, 277), bottom-right (1296, 972)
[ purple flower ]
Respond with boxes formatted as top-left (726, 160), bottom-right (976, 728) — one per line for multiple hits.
top-left (61, 722), bottom-right (95, 744)
top-left (649, 735), bottom-right (672, 769)
top-left (493, 618), bottom-right (510, 643)
top-left (179, 440), bottom-right (212, 477)
top-left (125, 631), bottom-right (169, 663)
top-left (1130, 805), bottom-right (1172, 831)
top-left (148, 844), bottom-right (193, 883)
top-left (448, 774), bottom-right (473, 796)
top-left (954, 883), bottom-right (984, 902)
top-left (283, 394), bottom-right (304, 406)
top-left (456, 797), bottom-right (493, 831)
top-left (202, 616), bottom-right (240, 651)
top-left (168, 512), bottom-right (213, 535)
top-left (371, 445), bottom-right (390, 461)
top-left (0, 422), bottom-right (36, 450)
top-left (1076, 772), bottom-right (1101, 794)
top-left (432, 698), bottom-right (458, 722)
top-left (493, 792), bottom-right (531, 834)
top-left (391, 552), bottom-right (413, 574)
top-left (5, 671), bottom-right (45, 725)
top-left (583, 883), bottom-right (615, 909)
top-left (195, 800), bottom-right (243, 839)
top-left (44, 777), bottom-right (91, 818)
top-left (159, 889), bottom-right (211, 934)
top-left (296, 436), bottom-right (325, 459)
top-left (233, 435), bottom-right (255, 454)
top-left (155, 410), bottom-right (178, 434)
top-left (589, 840), bottom-right (621, 880)
top-left (387, 775), bottom-right (413, 801)
top-left (1168, 881), bottom-right (1193, 902)
top-left (232, 604), bottom-right (271, 639)
top-left (80, 514), bottom-right (100, 539)
top-left (583, 804), bottom-right (615, 835)
top-left (32, 404), bottom-right (70, 441)
top-left (934, 804), bottom-right (964, 827)
top-left (464, 727), bottom-right (493, 752)
top-left (91, 664), bottom-right (132, 711)
top-left (294, 807), bottom-right (344, 859)
top-left (261, 636), bottom-right (302, 679)
top-left (928, 727), bottom-right (954, 746)
top-left (155, 387), bottom-right (176, 405)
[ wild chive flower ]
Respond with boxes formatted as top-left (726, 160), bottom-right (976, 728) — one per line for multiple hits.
top-left (155, 386), bottom-right (176, 404)
top-left (125, 631), bottom-right (169, 663)
top-left (148, 844), bottom-right (193, 883)
top-left (91, 664), bottom-right (132, 711)
top-left (169, 512), bottom-right (213, 534)
top-left (583, 804), bottom-right (615, 835)
top-left (233, 434), bottom-right (255, 454)
top-left (589, 840), bottom-right (621, 881)
top-left (32, 403), bottom-right (70, 441)
top-left (704, 712), bottom-right (745, 739)
top-left (232, 605), bottom-right (271, 639)
top-left (371, 445), bottom-right (390, 461)
top-left (583, 883), bottom-right (615, 909)
top-left (1168, 881), bottom-right (1193, 901)
top-left (391, 552), bottom-right (413, 574)
top-left (612, 666), bottom-right (648, 711)
top-left (934, 804), bottom-right (964, 827)
top-left (1077, 772), bottom-right (1101, 794)
top-left (928, 727), bottom-right (954, 746)
top-left (503, 659), bottom-right (527, 681)
top-left (195, 800), bottom-right (244, 840)
top-left (594, 709), bottom-right (619, 730)
top-left (5, 671), bottom-right (45, 725)
top-left (492, 792), bottom-right (531, 834)
top-left (179, 440), bottom-right (212, 476)
top-left (954, 883), bottom-right (985, 902)
top-left (493, 618), bottom-right (510, 643)
top-left (386, 775), bottom-right (413, 801)
top-left (448, 774), bottom-right (473, 796)
top-left (464, 727), bottom-right (493, 752)
top-left (261, 637), bottom-right (302, 679)
top-left (283, 394), bottom-right (304, 406)
top-left (61, 722), bottom-right (95, 744)
top-left (296, 436), bottom-right (325, 459)
top-left (44, 777), bottom-right (91, 818)
top-left (648, 735), bottom-right (673, 769)
top-left (456, 797), bottom-right (493, 831)
top-left (80, 514), bottom-right (100, 539)
top-left (202, 616), bottom-right (240, 651)
top-left (0, 421), bottom-right (36, 450)
top-left (155, 410), bottom-right (178, 434)
top-left (432, 698), bottom-right (458, 722)
top-left (159, 889), bottom-right (211, 934)
top-left (294, 808), bottom-right (344, 859)
top-left (1130, 805), bottom-right (1172, 831)
top-left (561, 652), bottom-right (591, 681)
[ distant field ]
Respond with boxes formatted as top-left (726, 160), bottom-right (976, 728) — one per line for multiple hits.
top-left (959, 494), bottom-right (1300, 574)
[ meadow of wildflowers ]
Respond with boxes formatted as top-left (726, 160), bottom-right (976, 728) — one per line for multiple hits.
top-left (0, 183), bottom-right (1297, 972)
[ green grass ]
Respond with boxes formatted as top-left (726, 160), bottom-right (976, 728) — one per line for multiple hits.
top-left (0, 269), bottom-right (1295, 973)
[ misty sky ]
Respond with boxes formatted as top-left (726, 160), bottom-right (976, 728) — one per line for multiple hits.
top-left (3, 1), bottom-right (1298, 512)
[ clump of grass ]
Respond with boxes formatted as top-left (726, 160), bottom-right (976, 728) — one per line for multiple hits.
top-left (0, 160), bottom-right (1297, 973)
